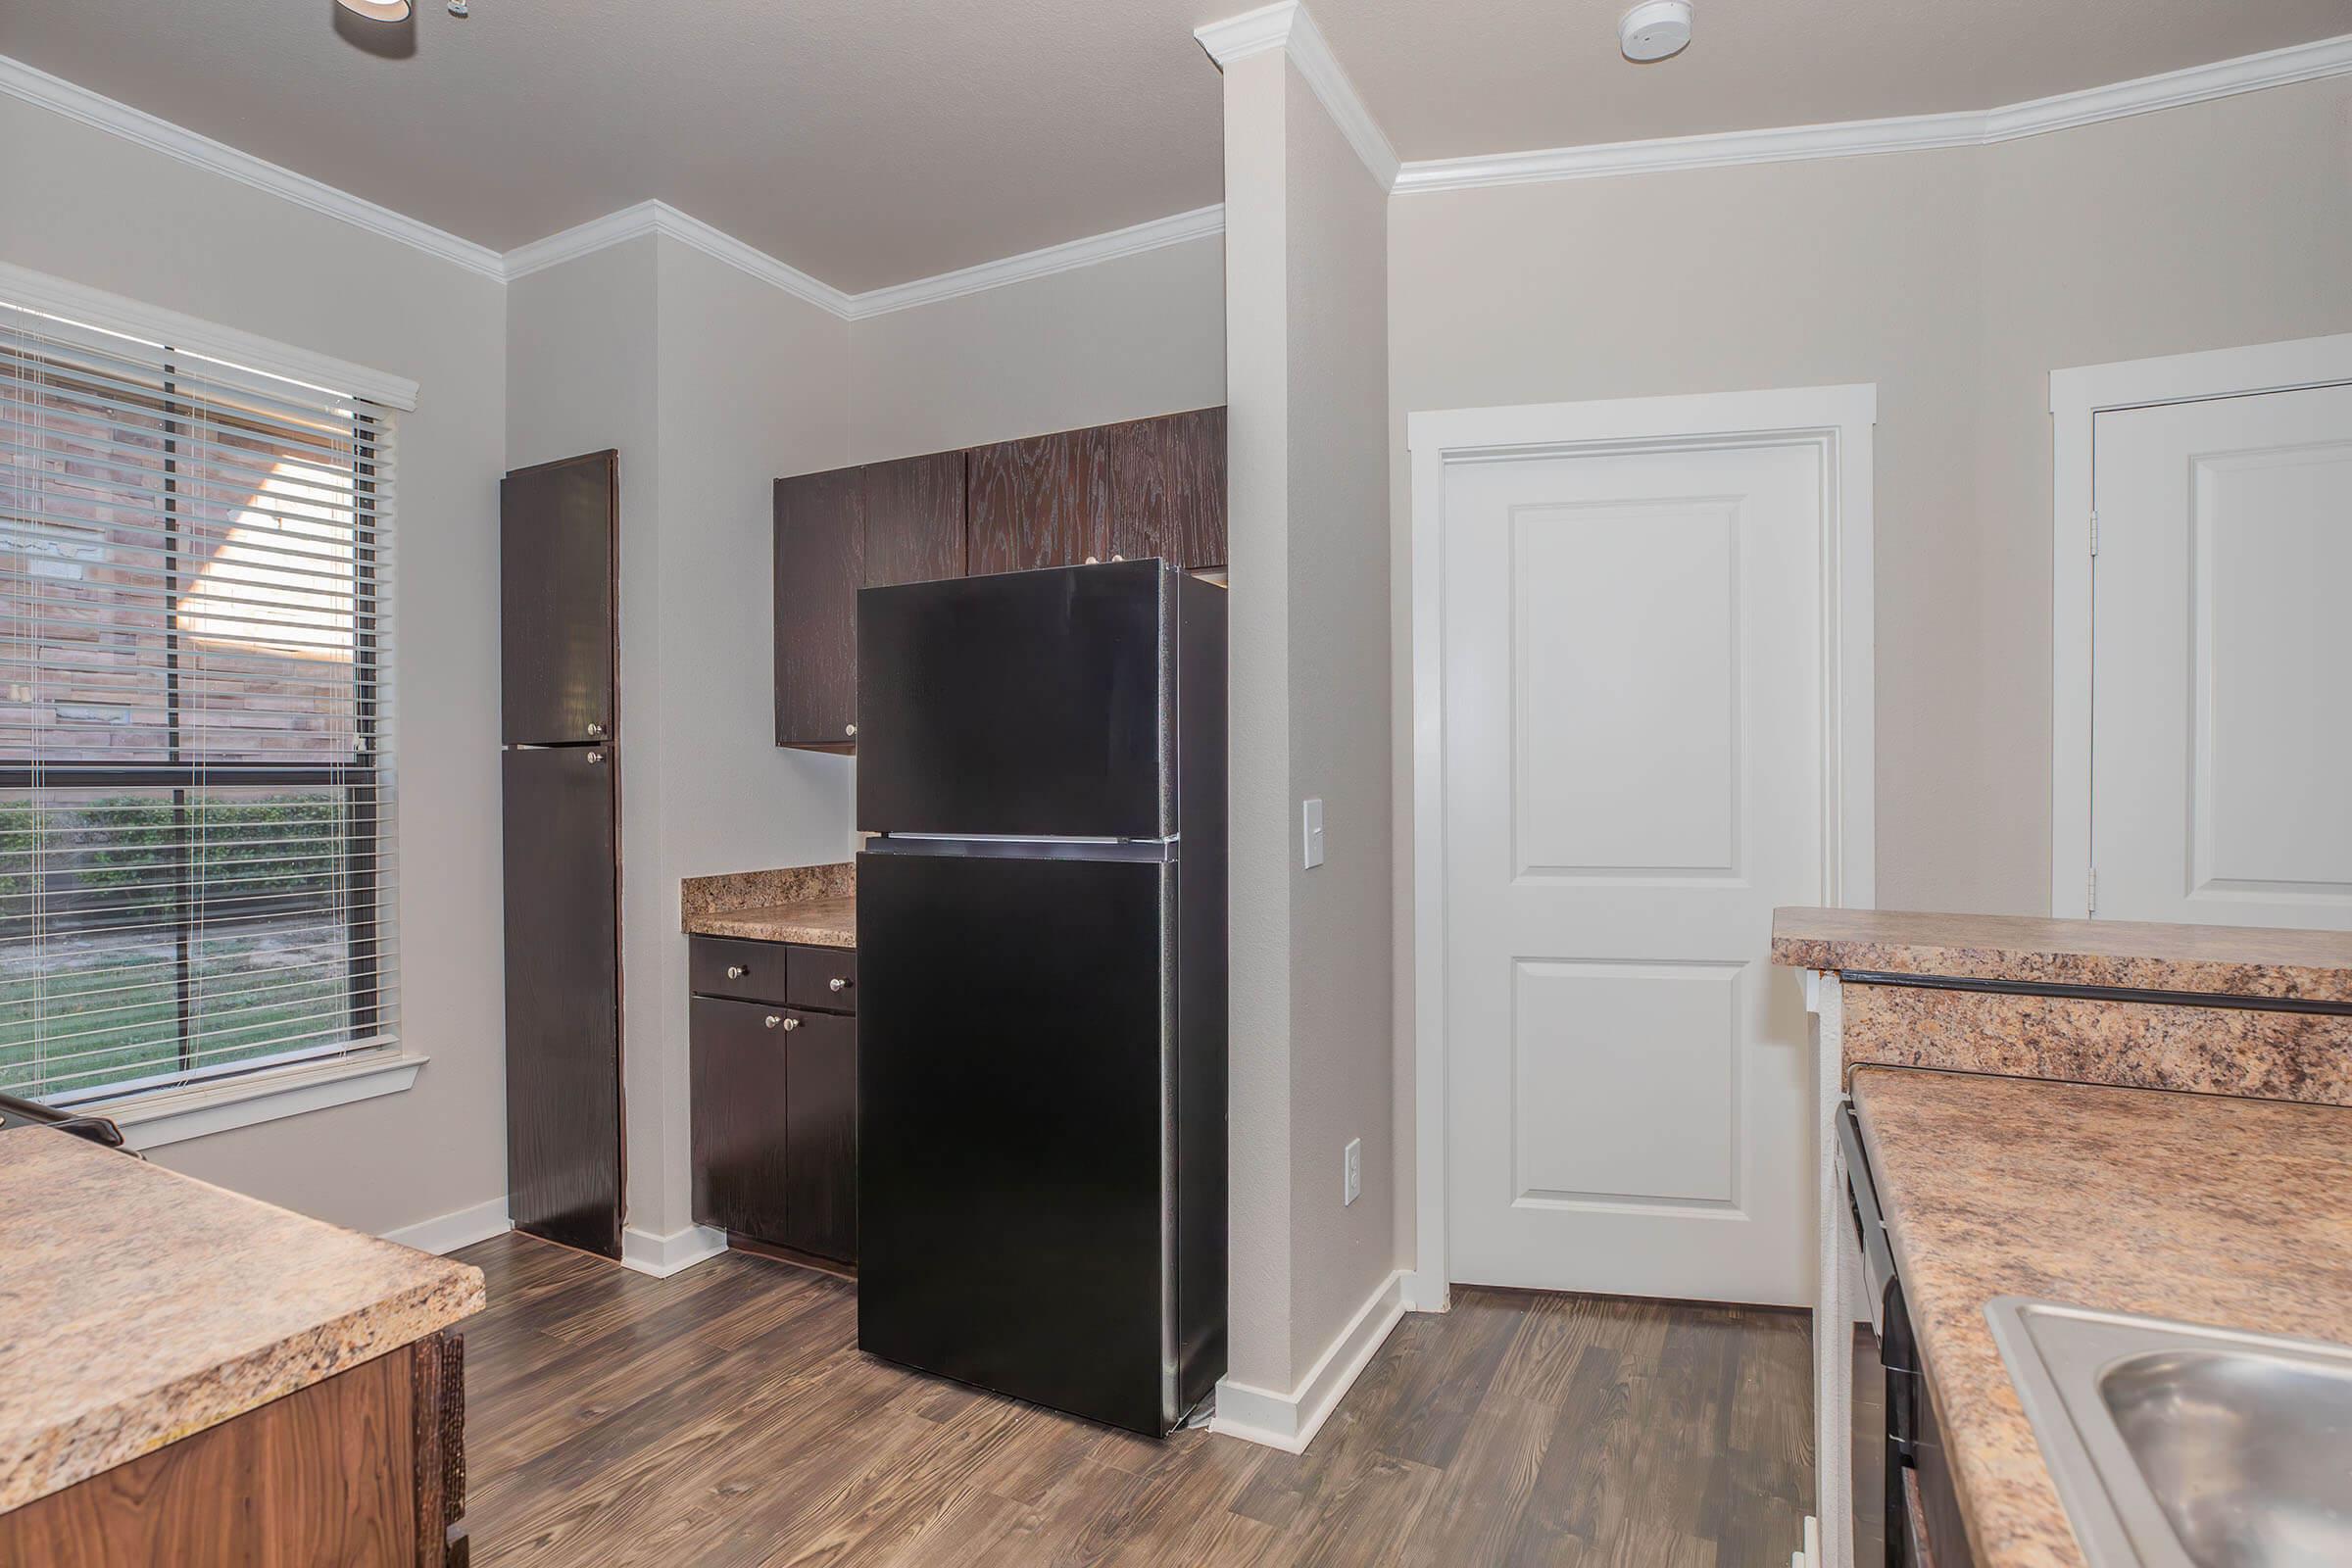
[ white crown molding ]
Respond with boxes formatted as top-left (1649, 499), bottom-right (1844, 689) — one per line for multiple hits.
top-left (1196, 2), bottom-right (1400, 191)
top-left (843, 205), bottom-right (1225, 319)
top-left (0, 53), bottom-right (505, 279)
top-left (503, 200), bottom-right (855, 316)
top-left (0, 260), bottom-right (421, 410)
top-left (1395, 30), bottom-right (2352, 193)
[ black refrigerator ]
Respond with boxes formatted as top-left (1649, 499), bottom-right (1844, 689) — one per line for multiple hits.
top-left (856, 560), bottom-right (1226, 1438)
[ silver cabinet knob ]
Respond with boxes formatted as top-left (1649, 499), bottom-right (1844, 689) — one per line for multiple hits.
top-left (586, 721), bottom-right (606, 738)
top-left (827, 976), bottom-right (847, 992)
top-left (761, 1013), bottom-right (796, 1030)
top-left (584, 751), bottom-right (605, 765)
top-left (845, 723), bottom-right (858, 737)
top-left (726, 964), bottom-right (748, 980)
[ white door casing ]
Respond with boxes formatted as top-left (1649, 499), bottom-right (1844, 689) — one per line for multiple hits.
top-left (2051, 333), bottom-right (2352, 922)
top-left (1407, 386), bottom-right (1876, 1313)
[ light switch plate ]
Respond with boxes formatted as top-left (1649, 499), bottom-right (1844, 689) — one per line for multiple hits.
top-left (1302, 798), bottom-right (1326, 869)
top-left (1344, 1138), bottom-right (1362, 1205)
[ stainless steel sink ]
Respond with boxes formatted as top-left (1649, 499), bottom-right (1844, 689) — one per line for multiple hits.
top-left (1985, 1299), bottom-right (2352, 1566)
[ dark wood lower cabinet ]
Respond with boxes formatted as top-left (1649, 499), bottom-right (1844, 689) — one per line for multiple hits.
top-left (783, 1008), bottom-right (858, 1262)
top-left (688, 937), bottom-right (858, 1265)
top-left (0, 1331), bottom-right (466, 1567)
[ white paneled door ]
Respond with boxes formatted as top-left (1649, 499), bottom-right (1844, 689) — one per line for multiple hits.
top-left (1441, 434), bottom-right (1835, 1306)
top-left (2089, 384), bottom-right (2352, 929)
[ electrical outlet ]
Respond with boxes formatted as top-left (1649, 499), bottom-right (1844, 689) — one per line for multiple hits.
top-left (1344, 1138), bottom-right (1362, 1206)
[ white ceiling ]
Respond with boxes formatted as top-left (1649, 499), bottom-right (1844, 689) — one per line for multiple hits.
top-left (4, 0), bottom-right (2343, 292)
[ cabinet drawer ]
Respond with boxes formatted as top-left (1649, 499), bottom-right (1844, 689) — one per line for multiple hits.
top-left (689, 937), bottom-right (791, 1004)
top-left (788, 948), bottom-right (858, 1012)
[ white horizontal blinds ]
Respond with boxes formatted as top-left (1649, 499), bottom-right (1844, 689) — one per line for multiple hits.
top-left (0, 298), bottom-right (398, 1104)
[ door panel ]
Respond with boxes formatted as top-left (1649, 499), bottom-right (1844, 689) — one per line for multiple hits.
top-left (861, 452), bottom-right (966, 587)
top-left (502, 744), bottom-right (622, 1258)
top-left (857, 849), bottom-right (1170, 1435)
top-left (501, 452), bottom-right (615, 745)
top-left (1444, 440), bottom-right (1826, 1305)
top-left (773, 467), bottom-right (862, 749)
top-left (1109, 407), bottom-right (1227, 569)
top-left (689, 996), bottom-right (793, 1243)
top-left (966, 427), bottom-right (1111, 574)
top-left (785, 1010), bottom-right (858, 1262)
top-left (2091, 384), bottom-right (2352, 928)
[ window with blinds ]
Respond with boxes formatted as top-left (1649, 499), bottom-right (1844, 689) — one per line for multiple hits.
top-left (0, 298), bottom-right (396, 1106)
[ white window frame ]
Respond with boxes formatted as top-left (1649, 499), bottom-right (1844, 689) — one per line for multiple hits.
top-left (0, 262), bottom-right (422, 1149)
top-left (2047, 332), bottom-right (2352, 918)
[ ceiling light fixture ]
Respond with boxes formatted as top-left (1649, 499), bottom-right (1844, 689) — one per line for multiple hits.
top-left (335, 0), bottom-right (413, 20)
top-left (1618, 0), bottom-right (1693, 62)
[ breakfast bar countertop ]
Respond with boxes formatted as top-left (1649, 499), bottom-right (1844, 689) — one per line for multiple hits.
top-left (1848, 1065), bottom-right (2352, 1568)
top-left (1773, 906), bottom-right (2352, 1002)
top-left (0, 1126), bottom-right (483, 1514)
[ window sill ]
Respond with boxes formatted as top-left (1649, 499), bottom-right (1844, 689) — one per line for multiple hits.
top-left (99, 1052), bottom-right (427, 1152)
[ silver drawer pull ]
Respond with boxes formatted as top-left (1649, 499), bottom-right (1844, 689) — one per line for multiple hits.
top-left (762, 1014), bottom-right (799, 1031)
top-left (584, 751), bottom-right (605, 765)
top-left (726, 964), bottom-right (748, 980)
top-left (827, 976), bottom-right (847, 992)
top-left (845, 722), bottom-right (858, 737)
top-left (586, 721), bottom-right (606, 737)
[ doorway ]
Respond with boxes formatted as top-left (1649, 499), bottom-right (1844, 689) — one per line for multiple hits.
top-left (1407, 386), bottom-right (1876, 1309)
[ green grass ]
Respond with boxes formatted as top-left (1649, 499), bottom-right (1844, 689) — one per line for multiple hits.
top-left (0, 930), bottom-right (353, 1101)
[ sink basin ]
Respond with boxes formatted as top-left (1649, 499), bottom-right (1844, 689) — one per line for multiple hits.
top-left (1985, 1299), bottom-right (2352, 1566)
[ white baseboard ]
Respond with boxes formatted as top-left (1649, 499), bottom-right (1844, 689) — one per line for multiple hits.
top-left (1399, 1269), bottom-right (1450, 1313)
top-left (1212, 1268), bottom-right (1408, 1453)
top-left (380, 1197), bottom-right (511, 1256)
top-left (620, 1222), bottom-right (728, 1279)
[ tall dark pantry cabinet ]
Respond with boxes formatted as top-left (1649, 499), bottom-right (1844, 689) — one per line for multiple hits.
top-left (500, 451), bottom-right (625, 1259)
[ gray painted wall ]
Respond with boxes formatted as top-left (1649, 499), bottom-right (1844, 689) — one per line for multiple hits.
top-left (0, 92), bottom-right (513, 1236)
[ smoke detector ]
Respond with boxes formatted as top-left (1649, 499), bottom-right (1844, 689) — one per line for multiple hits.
top-left (1619, 0), bottom-right (1693, 62)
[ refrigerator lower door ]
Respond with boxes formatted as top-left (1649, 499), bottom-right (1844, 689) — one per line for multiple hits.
top-left (858, 847), bottom-right (1176, 1436)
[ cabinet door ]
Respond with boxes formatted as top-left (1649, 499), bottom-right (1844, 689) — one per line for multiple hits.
top-left (861, 452), bottom-right (966, 587)
top-left (689, 997), bottom-right (793, 1243)
top-left (785, 1010), bottom-right (858, 1262)
top-left (503, 745), bottom-right (621, 1259)
top-left (773, 467), bottom-right (862, 750)
top-left (1109, 407), bottom-right (1226, 569)
top-left (966, 427), bottom-right (1111, 574)
top-left (501, 451), bottom-right (616, 745)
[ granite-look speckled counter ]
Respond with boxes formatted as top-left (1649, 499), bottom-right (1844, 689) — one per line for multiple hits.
top-left (1772, 907), bottom-right (2352, 1002)
top-left (0, 1127), bottom-right (484, 1513)
top-left (1851, 1066), bottom-right (2352, 1568)
top-left (680, 860), bottom-right (857, 948)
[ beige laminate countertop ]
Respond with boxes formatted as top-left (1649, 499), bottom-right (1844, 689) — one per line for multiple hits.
top-left (1849, 1066), bottom-right (2352, 1568)
top-left (0, 1126), bottom-right (484, 1513)
top-left (1773, 907), bottom-right (2352, 1002)
top-left (682, 894), bottom-right (856, 948)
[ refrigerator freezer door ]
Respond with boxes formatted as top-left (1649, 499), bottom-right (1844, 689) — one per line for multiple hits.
top-left (857, 848), bottom-right (1175, 1436)
top-left (856, 561), bottom-right (1171, 839)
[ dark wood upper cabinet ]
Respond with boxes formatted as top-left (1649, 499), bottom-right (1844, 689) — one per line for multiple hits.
top-left (1109, 407), bottom-right (1227, 570)
top-left (861, 452), bottom-right (966, 586)
top-left (772, 409), bottom-right (1223, 749)
top-left (501, 450), bottom-right (617, 745)
top-left (966, 426), bottom-right (1112, 575)
top-left (773, 467), bottom-right (863, 750)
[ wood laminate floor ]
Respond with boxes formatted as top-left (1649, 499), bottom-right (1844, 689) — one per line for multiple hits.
top-left (456, 1233), bottom-right (1814, 1566)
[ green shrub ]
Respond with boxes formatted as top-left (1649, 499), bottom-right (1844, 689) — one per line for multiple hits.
top-left (80, 795), bottom-right (343, 909)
